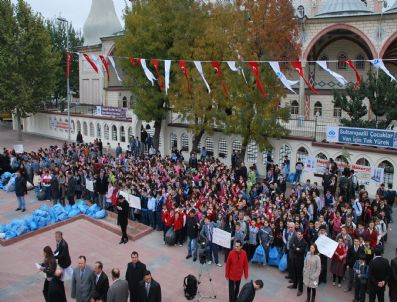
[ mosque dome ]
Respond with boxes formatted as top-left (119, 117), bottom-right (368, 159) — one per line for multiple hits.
top-left (316, 0), bottom-right (373, 17)
top-left (385, 1), bottom-right (397, 13)
top-left (83, 0), bottom-right (122, 46)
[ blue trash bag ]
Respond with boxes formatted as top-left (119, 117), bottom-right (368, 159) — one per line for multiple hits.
top-left (1, 172), bottom-right (13, 185)
top-left (52, 204), bottom-right (65, 215)
top-left (14, 223), bottom-right (28, 236)
top-left (29, 220), bottom-right (38, 231)
top-left (78, 204), bottom-right (89, 214)
top-left (0, 224), bottom-right (5, 233)
top-left (268, 246), bottom-right (281, 267)
top-left (5, 230), bottom-right (17, 240)
top-left (75, 200), bottom-right (84, 206)
top-left (39, 204), bottom-right (50, 212)
top-left (287, 173), bottom-right (295, 183)
top-left (252, 245), bottom-right (266, 264)
top-left (57, 212), bottom-right (68, 221)
top-left (87, 204), bottom-right (100, 217)
top-left (64, 205), bottom-right (72, 214)
top-left (33, 209), bottom-right (50, 219)
top-left (279, 253), bottom-right (288, 272)
top-left (36, 216), bottom-right (49, 228)
top-left (68, 209), bottom-right (80, 218)
top-left (94, 209), bottom-right (106, 219)
top-left (4, 176), bottom-right (16, 192)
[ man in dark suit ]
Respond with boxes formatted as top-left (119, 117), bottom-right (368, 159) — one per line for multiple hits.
top-left (54, 231), bottom-right (71, 269)
top-left (346, 238), bottom-right (364, 292)
top-left (389, 248), bottom-right (397, 302)
top-left (66, 171), bottom-right (76, 206)
top-left (138, 271), bottom-right (161, 302)
top-left (126, 251), bottom-right (147, 302)
top-left (117, 195), bottom-right (130, 244)
top-left (107, 268), bottom-right (129, 302)
top-left (15, 169), bottom-right (27, 212)
top-left (287, 229), bottom-right (307, 296)
top-left (368, 246), bottom-right (391, 302)
top-left (95, 170), bottom-right (108, 209)
top-left (92, 261), bottom-right (109, 302)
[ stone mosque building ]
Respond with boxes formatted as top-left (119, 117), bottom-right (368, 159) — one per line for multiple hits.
top-left (22, 0), bottom-right (397, 194)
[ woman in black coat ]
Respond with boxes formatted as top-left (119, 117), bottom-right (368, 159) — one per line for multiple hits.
top-left (39, 246), bottom-right (57, 302)
top-left (48, 270), bottom-right (67, 302)
top-left (117, 195), bottom-right (130, 244)
top-left (51, 173), bottom-right (60, 205)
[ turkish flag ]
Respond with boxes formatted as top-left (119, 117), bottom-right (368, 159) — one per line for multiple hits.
top-left (129, 57), bottom-right (141, 66)
top-left (248, 62), bottom-right (266, 96)
top-left (66, 51), bottom-right (72, 79)
top-left (179, 60), bottom-right (190, 94)
top-left (152, 59), bottom-right (163, 91)
top-left (291, 62), bottom-right (319, 95)
top-left (344, 60), bottom-right (362, 90)
top-left (83, 53), bottom-right (98, 73)
top-left (99, 55), bottom-right (110, 81)
top-left (211, 61), bottom-right (229, 96)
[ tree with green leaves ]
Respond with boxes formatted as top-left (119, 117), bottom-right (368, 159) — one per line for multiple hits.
top-left (0, 0), bottom-right (58, 140)
top-left (116, 0), bottom-right (206, 150)
top-left (365, 71), bottom-right (397, 129)
top-left (333, 83), bottom-right (368, 128)
top-left (46, 18), bottom-right (83, 110)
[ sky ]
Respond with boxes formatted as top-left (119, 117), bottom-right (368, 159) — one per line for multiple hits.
top-left (12, 0), bottom-right (129, 34)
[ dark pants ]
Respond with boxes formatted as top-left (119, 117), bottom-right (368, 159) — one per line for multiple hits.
top-left (292, 257), bottom-right (304, 292)
top-left (228, 279), bottom-right (241, 302)
top-left (141, 210), bottom-right (149, 226)
top-left (307, 287), bottom-right (316, 302)
top-left (67, 195), bottom-right (75, 206)
top-left (44, 187), bottom-right (51, 200)
top-left (369, 287), bottom-right (385, 302)
top-left (43, 279), bottom-right (50, 302)
top-left (347, 266), bottom-right (354, 290)
top-left (287, 250), bottom-right (294, 279)
top-left (175, 229), bottom-right (183, 245)
top-left (319, 255), bottom-right (327, 284)
top-left (120, 224), bottom-right (128, 242)
top-left (355, 281), bottom-right (367, 302)
top-left (155, 211), bottom-right (162, 230)
top-left (148, 210), bottom-right (155, 228)
top-left (333, 275), bottom-right (342, 284)
top-left (390, 288), bottom-right (397, 302)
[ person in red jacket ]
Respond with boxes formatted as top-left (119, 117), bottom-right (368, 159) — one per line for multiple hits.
top-left (174, 211), bottom-right (184, 246)
top-left (162, 208), bottom-right (175, 244)
top-left (225, 240), bottom-right (249, 302)
top-left (365, 221), bottom-right (379, 248)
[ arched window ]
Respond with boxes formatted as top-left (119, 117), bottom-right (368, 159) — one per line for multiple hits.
top-left (279, 144), bottom-right (291, 165)
top-left (333, 104), bottom-right (342, 117)
top-left (181, 133), bottom-right (189, 151)
top-left (378, 160), bottom-right (394, 186)
top-left (314, 101), bottom-right (322, 117)
top-left (120, 126), bottom-right (125, 142)
top-left (89, 122), bottom-right (94, 137)
top-left (96, 124), bottom-right (101, 138)
top-left (337, 53), bottom-right (348, 69)
top-left (290, 100), bottom-right (299, 115)
top-left (297, 146), bottom-right (309, 163)
top-left (218, 138), bottom-right (228, 158)
top-left (205, 137), bottom-right (214, 155)
top-left (77, 120), bottom-right (81, 133)
top-left (316, 152), bottom-right (327, 160)
top-left (263, 150), bottom-right (273, 166)
top-left (247, 141), bottom-right (258, 163)
top-left (83, 122), bottom-right (88, 136)
top-left (297, 5), bottom-right (305, 18)
top-left (356, 157), bottom-right (370, 166)
top-left (170, 133), bottom-right (177, 149)
top-left (355, 54), bottom-right (365, 70)
top-left (232, 140), bottom-right (242, 152)
top-left (104, 124), bottom-right (109, 140)
top-left (122, 96), bottom-right (127, 108)
top-left (71, 120), bottom-right (75, 134)
top-left (128, 127), bottom-right (133, 141)
top-left (112, 125), bottom-right (117, 141)
top-left (336, 155), bottom-right (349, 171)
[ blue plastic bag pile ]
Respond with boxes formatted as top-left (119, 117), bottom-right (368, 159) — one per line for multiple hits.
top-left (0, 200), bottom-right (106, 240)
top-left (251, 245), bottom-right (288, 272)
top-left (0, 172), bottom-right (16, 192)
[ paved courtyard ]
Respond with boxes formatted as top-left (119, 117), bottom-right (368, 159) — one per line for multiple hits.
top-left (0, 127), bottom-right (395, 302)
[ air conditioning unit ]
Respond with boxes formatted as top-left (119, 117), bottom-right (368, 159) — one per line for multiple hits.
top-left (312, 0), bottom-right (317, 7)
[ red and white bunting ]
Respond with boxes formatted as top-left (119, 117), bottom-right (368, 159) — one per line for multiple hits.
top-left (179, 60), bottom-right (190, 94)
top-left (317, 61), bottom-right (348, 86)
top-left (248, 62), bottom-right (266, 96)
top-left (99, 55), bottom-right (110, 81)
top-left (269, 61), bottom-right (298, 94)
top-left (83, 53), bottom-right (98, 73)
top-left (370, 59), bottom-right (396, 82)
top-left (211, 61), bottom-right (229, 96)
top-left (194, 61), bottom-right (211, 93)
top-left (291, 61), bottom-right (318, 95)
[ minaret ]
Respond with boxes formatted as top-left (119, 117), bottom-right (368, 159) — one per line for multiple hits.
top-left (83, 0), bottom-right (122, 46)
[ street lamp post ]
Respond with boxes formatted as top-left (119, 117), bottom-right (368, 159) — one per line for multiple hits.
top-left (57, 17), bottom-right (71, 143)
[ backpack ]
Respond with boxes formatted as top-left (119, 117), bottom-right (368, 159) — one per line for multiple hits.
top-left (183, 274), bottom-right (198, 300)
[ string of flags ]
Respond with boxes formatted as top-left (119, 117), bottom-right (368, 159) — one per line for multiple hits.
top-left (67, 52), bottom-right (397, 96)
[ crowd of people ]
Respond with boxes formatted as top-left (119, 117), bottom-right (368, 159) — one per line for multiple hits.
top-left (1, 134), bottom-right (397, 302)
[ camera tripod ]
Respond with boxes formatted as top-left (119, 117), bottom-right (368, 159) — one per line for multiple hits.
top-left (196, 262), bottom-right (217, 301)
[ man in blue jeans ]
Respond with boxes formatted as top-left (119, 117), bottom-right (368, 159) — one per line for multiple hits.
top-left (294, 158), bottom-right (303, 184)
top-left (186, 209), bottom-right (199, 261)
top-left (15, 170), bottom-right (27, 212)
